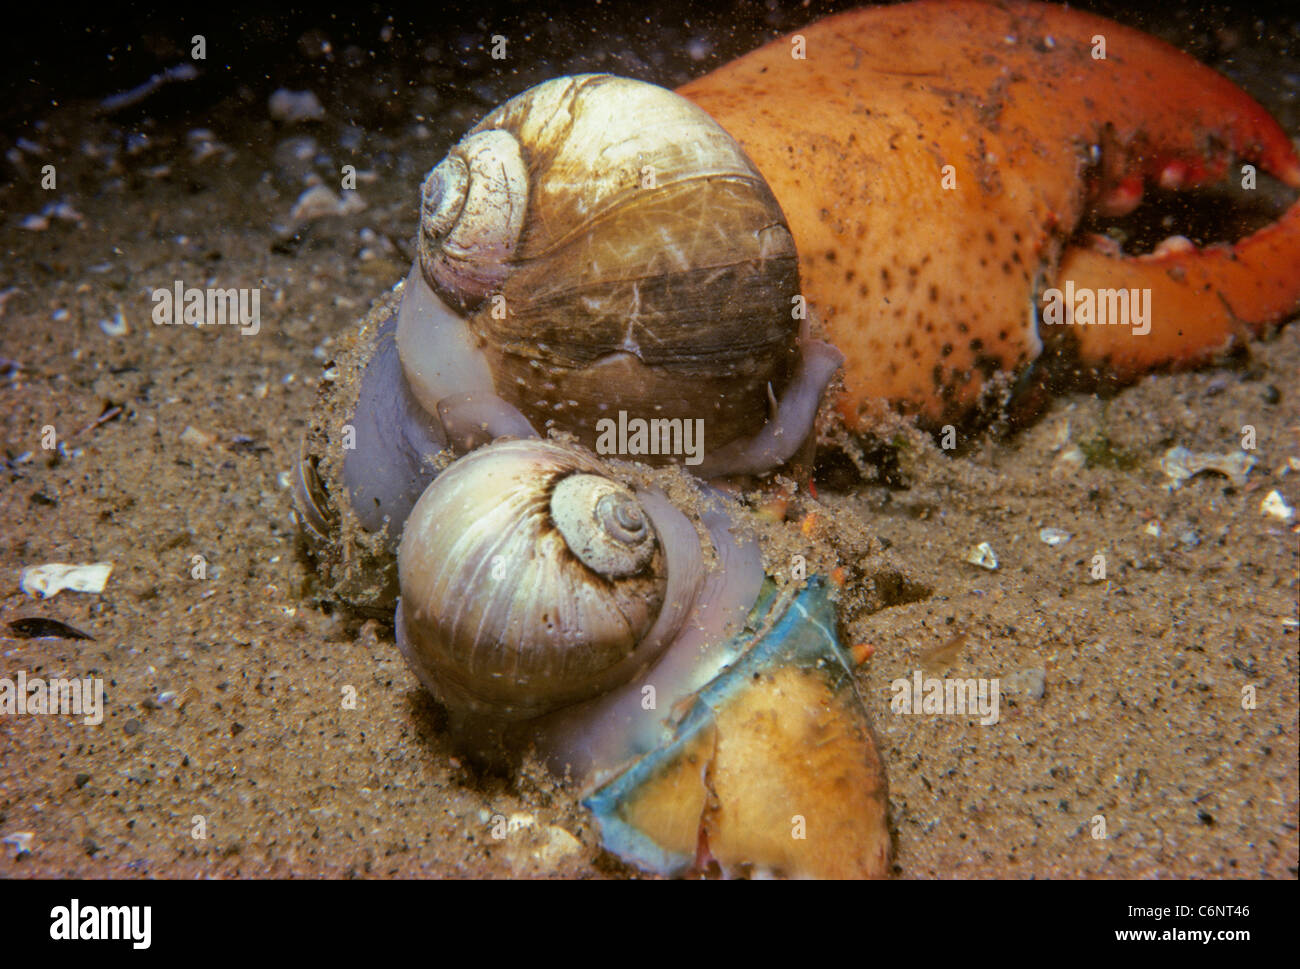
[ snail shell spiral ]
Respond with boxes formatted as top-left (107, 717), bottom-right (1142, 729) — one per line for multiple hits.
top-left (396, 439), bottom-right (704, 720)
top-left (418, 129), bottom-right (528, 308)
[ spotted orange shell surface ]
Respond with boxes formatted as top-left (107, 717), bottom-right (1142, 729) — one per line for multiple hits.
top-left (678, 0), bottom-right (1300, 430)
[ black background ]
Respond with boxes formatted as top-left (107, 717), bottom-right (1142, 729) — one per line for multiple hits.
top-left (4, 0), bottom-right (1293, 137)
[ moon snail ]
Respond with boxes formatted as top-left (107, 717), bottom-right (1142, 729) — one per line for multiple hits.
top-left (333, 75), bottom-right (843, 561)
top-left (390, 438), bottom-right (890, 878)
top-left (293, 73), bottom-right (844, 616)
top-left (393, 439), bottom-right (759, 755)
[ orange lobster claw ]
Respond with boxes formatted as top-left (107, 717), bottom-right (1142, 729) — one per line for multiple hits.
top-left (679, 0), bottom-right (1300, 429)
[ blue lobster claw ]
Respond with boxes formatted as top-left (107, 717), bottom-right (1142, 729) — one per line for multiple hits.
top-left (584, 577), bottom-right (891, 878)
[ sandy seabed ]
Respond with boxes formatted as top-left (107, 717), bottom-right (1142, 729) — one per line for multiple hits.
top-left (1, 2), bottom-right (1297, 878)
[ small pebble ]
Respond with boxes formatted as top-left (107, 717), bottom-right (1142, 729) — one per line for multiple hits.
top-left (1260, 490), bottom-right (1294, 521)
top-left (180, 425), bottom-right (217, 447)
top-left (269, 88), bottom-right (325, 122)
top-left (1, 831), bottom-right (35, 856)
top-left (1004, 666), bottom-right (1047, 700)
top-left (1051, 445), bottom-right (1085, 475)
top-left (123, 718), bottom-right (142, 736)
top-left (289, 185), bottom-right (366, 222)
top-left (964, 541), bottom-right (998, 570)
top-left (99, 309), bottom-right (128, 337)
top-left (273, 134), bottom-right (319, 171)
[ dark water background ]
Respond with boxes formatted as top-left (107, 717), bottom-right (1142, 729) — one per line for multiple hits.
top-left (5, 0), bottom-right (1297, 146)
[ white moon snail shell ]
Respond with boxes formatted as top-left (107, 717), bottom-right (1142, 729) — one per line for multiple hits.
top-left (395, 439), bottom-right (756, 723)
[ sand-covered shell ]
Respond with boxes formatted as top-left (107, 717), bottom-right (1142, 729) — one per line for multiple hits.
top-left (396, 439), bottom-right (705, 720)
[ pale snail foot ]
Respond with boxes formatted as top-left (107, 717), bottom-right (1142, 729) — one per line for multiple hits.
top-left (334, 271), bottom-right (538, 545)
top-left (694, 337), bottom-right (844, 478)
top-left (336, 298), bottom-right (447, 547)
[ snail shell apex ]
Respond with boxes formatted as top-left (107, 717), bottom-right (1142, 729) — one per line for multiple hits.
top-left (419, 129), bottom-right (527, 308)
top-left (551, 473), bottom-right (655, 578)
top-left (397, 440), bottom-right (697, 720)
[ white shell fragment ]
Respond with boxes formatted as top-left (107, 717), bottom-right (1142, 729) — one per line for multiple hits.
top-left (964, 542), bottom-right (999, 570)
top-left (1160, 446), bottom-right (1256, 489)
top-left (1260, 490), bottom-right (1295, 522)
top-left (1051, 445), bottom-right (1085, 475)
top-left (20, 562), bottom-right (113, 598)
top-left (1, 831), bottom-right (34, 856)
top-left (1038, 527), bottom-right (1071, 547)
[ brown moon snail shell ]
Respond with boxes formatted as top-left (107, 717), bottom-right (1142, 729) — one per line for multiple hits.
top-left (395, 74), bottom-right (839, 471)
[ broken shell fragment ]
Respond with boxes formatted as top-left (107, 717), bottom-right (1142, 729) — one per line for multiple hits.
top-left (19, 562), bottom-right (113, 598)
top-left (963, 542), bottom-right (999, 570)
top-left (1160, 446), bottom-right (1256, 489)
top-left (1260, 490), bottom-right (1295, 521)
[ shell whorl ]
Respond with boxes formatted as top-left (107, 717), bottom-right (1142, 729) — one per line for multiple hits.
top-left (418, 128), bottom-right (528, 308)
top-left (551, 473), bottom-right (655, 578)
top-left (396, 439), bottom-right (702, 719)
